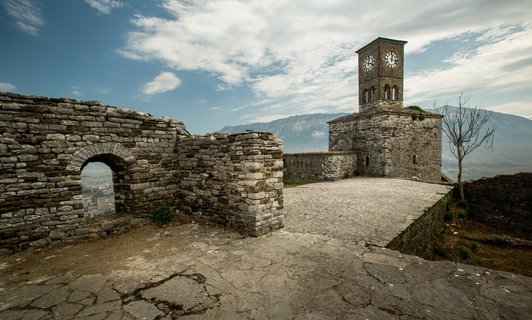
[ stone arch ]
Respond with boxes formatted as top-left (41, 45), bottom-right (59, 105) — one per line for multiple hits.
top-left (67, 143), bottom-right (137, 215)
top-left (67, 143), bottom-right (136, 173)
top-left (392, 85), bottom-right (398, 101)
top-left (384, 85), bottom-right (390, 100)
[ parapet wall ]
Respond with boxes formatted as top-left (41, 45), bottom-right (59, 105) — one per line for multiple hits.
top-left (464, 173), bottom-right (532, 234)
top-left (0, 93), bottom-right (284, 251)
top-left (176, 132), bottom-right (284, 236)
top-left (283, 152), bottom-right (356, 183)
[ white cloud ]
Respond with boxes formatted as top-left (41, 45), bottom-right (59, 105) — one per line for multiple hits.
top-left (407, 25), bottom-right (532, 103)
top-left (209, 106), bottom-right (221, 111)
top-left (489, 101), bottom-right (532, 120)
top-left (71, 87), bottom-right (82, 96)
top-left (0, 82), bottom-right (17, 92)
top-left (3, 0), bottom-right (45, 36)
top-left (84, 0), bottom-right (124, 15)
top-left (141, 72), bottom-right (181, 95)
top-left (119, 0), bottom-right (532, 122)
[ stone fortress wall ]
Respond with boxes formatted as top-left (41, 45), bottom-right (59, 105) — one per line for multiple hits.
top-left (283, 152), bottom-right (356, 183)
top-left (0, 93), bottom-right (283, 251)
top-left (464, 172), bottom-right (532, 234)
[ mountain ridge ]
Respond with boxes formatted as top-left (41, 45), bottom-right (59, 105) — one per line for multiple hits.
top-left (220, 109), bottom-right (532, 180)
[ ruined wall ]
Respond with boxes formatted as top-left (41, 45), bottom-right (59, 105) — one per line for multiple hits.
top-left (328, 108), bottom-right (441, 182)
top-left (1, 93), bottom-right (285, 251)
top-left (176, 132), bottom-right (284, 236)
top-left (0, 93), bottom-right (186, 250)
top-left (464, 173), bottom-right (532, 234)
top-left (283, 152), bottom-right (357, 183)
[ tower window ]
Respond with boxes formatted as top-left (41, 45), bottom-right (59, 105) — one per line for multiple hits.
top-left (413, 155), bottom-right (417, 164)
top-left (363, 89), bottom-right (369, 103)
top-left (371, 87), bottom-right (376, 102)
top-left (392, 86), bottom-right (398, 101)
top-left (384, 85), bottom-right (390, 100)
top-left (365, 155), bottom-right (370, 166)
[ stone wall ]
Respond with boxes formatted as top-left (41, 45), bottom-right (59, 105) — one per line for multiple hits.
top-left (387, 190), bottom-right (452, 258)
top-left (464, 173), bottom-right (532, 234)
top-left (176, 132), bottom-right (284, 236)
top-left (283, 152), bottom-right (356, 183)
top-left (329, 107), bottom-right (442, 182)
top-left (0, 93), bottom-right (284, 251)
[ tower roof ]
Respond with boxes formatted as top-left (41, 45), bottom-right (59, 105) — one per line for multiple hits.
top-left (355, 37), bottom-right (408, 54)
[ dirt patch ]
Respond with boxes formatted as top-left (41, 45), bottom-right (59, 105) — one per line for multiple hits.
top-left (432, 201), bottom-right (532, 277)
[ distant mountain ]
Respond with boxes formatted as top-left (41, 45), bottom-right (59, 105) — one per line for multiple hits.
top-left (220, 113), bottom-right (349, 152)
top-left (220, 109), bottom-right (532, 180)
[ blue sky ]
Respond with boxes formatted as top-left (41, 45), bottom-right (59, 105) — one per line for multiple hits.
top-left (1, 0), bottom-right (532, 134)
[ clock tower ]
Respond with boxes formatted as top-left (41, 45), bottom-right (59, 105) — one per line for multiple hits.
top-left (356, 37), bottom-right (407, 112)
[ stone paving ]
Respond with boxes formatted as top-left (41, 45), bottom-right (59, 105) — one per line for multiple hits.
top-left (0, 178), bottom-right (531, 319)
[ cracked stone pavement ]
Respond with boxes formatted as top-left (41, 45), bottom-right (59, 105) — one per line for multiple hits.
top-left (1, 178), bottom-right (531, 319)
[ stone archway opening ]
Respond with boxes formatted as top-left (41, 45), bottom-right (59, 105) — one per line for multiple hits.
top-left (81, 153), bottom-right (132, 218)
top-left (81, 162), bottom-right (116, 218)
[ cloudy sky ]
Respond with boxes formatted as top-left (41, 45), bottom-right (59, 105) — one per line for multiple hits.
top-left (1, 0), bottom-right (531, 133)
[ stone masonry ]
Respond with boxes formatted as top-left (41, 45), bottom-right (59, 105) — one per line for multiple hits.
top-left (283, 152), bottom-right (356, 183)
top-left (176, 132), bottom-right (284, 236)
top-left (0, 93), bottom-right (284, 251)
top-left (464, 172), bottom-right (532, 234)
top-left (329, 105), bottom-right (442, 182)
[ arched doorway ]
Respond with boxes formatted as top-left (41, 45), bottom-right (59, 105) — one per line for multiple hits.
top-left (81, 162), bottom-right (115, 218)
top-left (81, 153), bottom-right (132, 216)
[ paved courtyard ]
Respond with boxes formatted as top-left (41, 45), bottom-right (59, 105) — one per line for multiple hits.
top-left (1, 178), bottom-right (530, 319)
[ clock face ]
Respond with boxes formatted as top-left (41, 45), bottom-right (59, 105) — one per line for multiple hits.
top-left (362, 55), bottom-right (375, 72)
top-left (385, 51), bottom-right (398, 68)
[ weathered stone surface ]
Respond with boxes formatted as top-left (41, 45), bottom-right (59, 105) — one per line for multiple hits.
top-left (141, 276), bottom-right (217, 313)
top-left (329, 104), bottom-right (442, 182)
top-left (31, 285), bottom-right (70, 308)
top-left (0, 178), bottom-right (530, 319)
top-left (123, 301), bottom-right (162, 320)
top-left (284, 152), bottom-right (356, 183)
top-left (1, 93), bottom-right (283, 250)
top-left (76, 300), bottom-right (122, 318)
top-left (52, 302), bottom-right (83, 319)
top-left (464, 172), bottom-right (532, 233)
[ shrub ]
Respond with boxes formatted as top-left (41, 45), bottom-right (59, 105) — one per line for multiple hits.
top-left (471, 242), bottom-right (479, 253)
top-left (457, 199), bottom-right (469, 210)
top-left (443, 211), bottom-right (453, 222)
top-left (458, 245), bottom-right (470, 259)
top-left (406, 105), bottom-right (426, 112)
top-left (151, 204), bottom-right (173, 226)
top-left (458, 211), bottom-right (468, 219)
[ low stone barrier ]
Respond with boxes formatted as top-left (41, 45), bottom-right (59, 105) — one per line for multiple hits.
top-left (283, 152), bottom-right (356, 183)
top-left (386, 190), bottom-right (453, 258)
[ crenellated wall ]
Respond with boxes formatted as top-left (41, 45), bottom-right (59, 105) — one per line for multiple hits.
top-left (0, 93), bottom-right (284, 252)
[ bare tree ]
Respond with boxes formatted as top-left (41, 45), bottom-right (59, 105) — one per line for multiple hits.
top-left (435, 94), bottom-right (495, 199)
